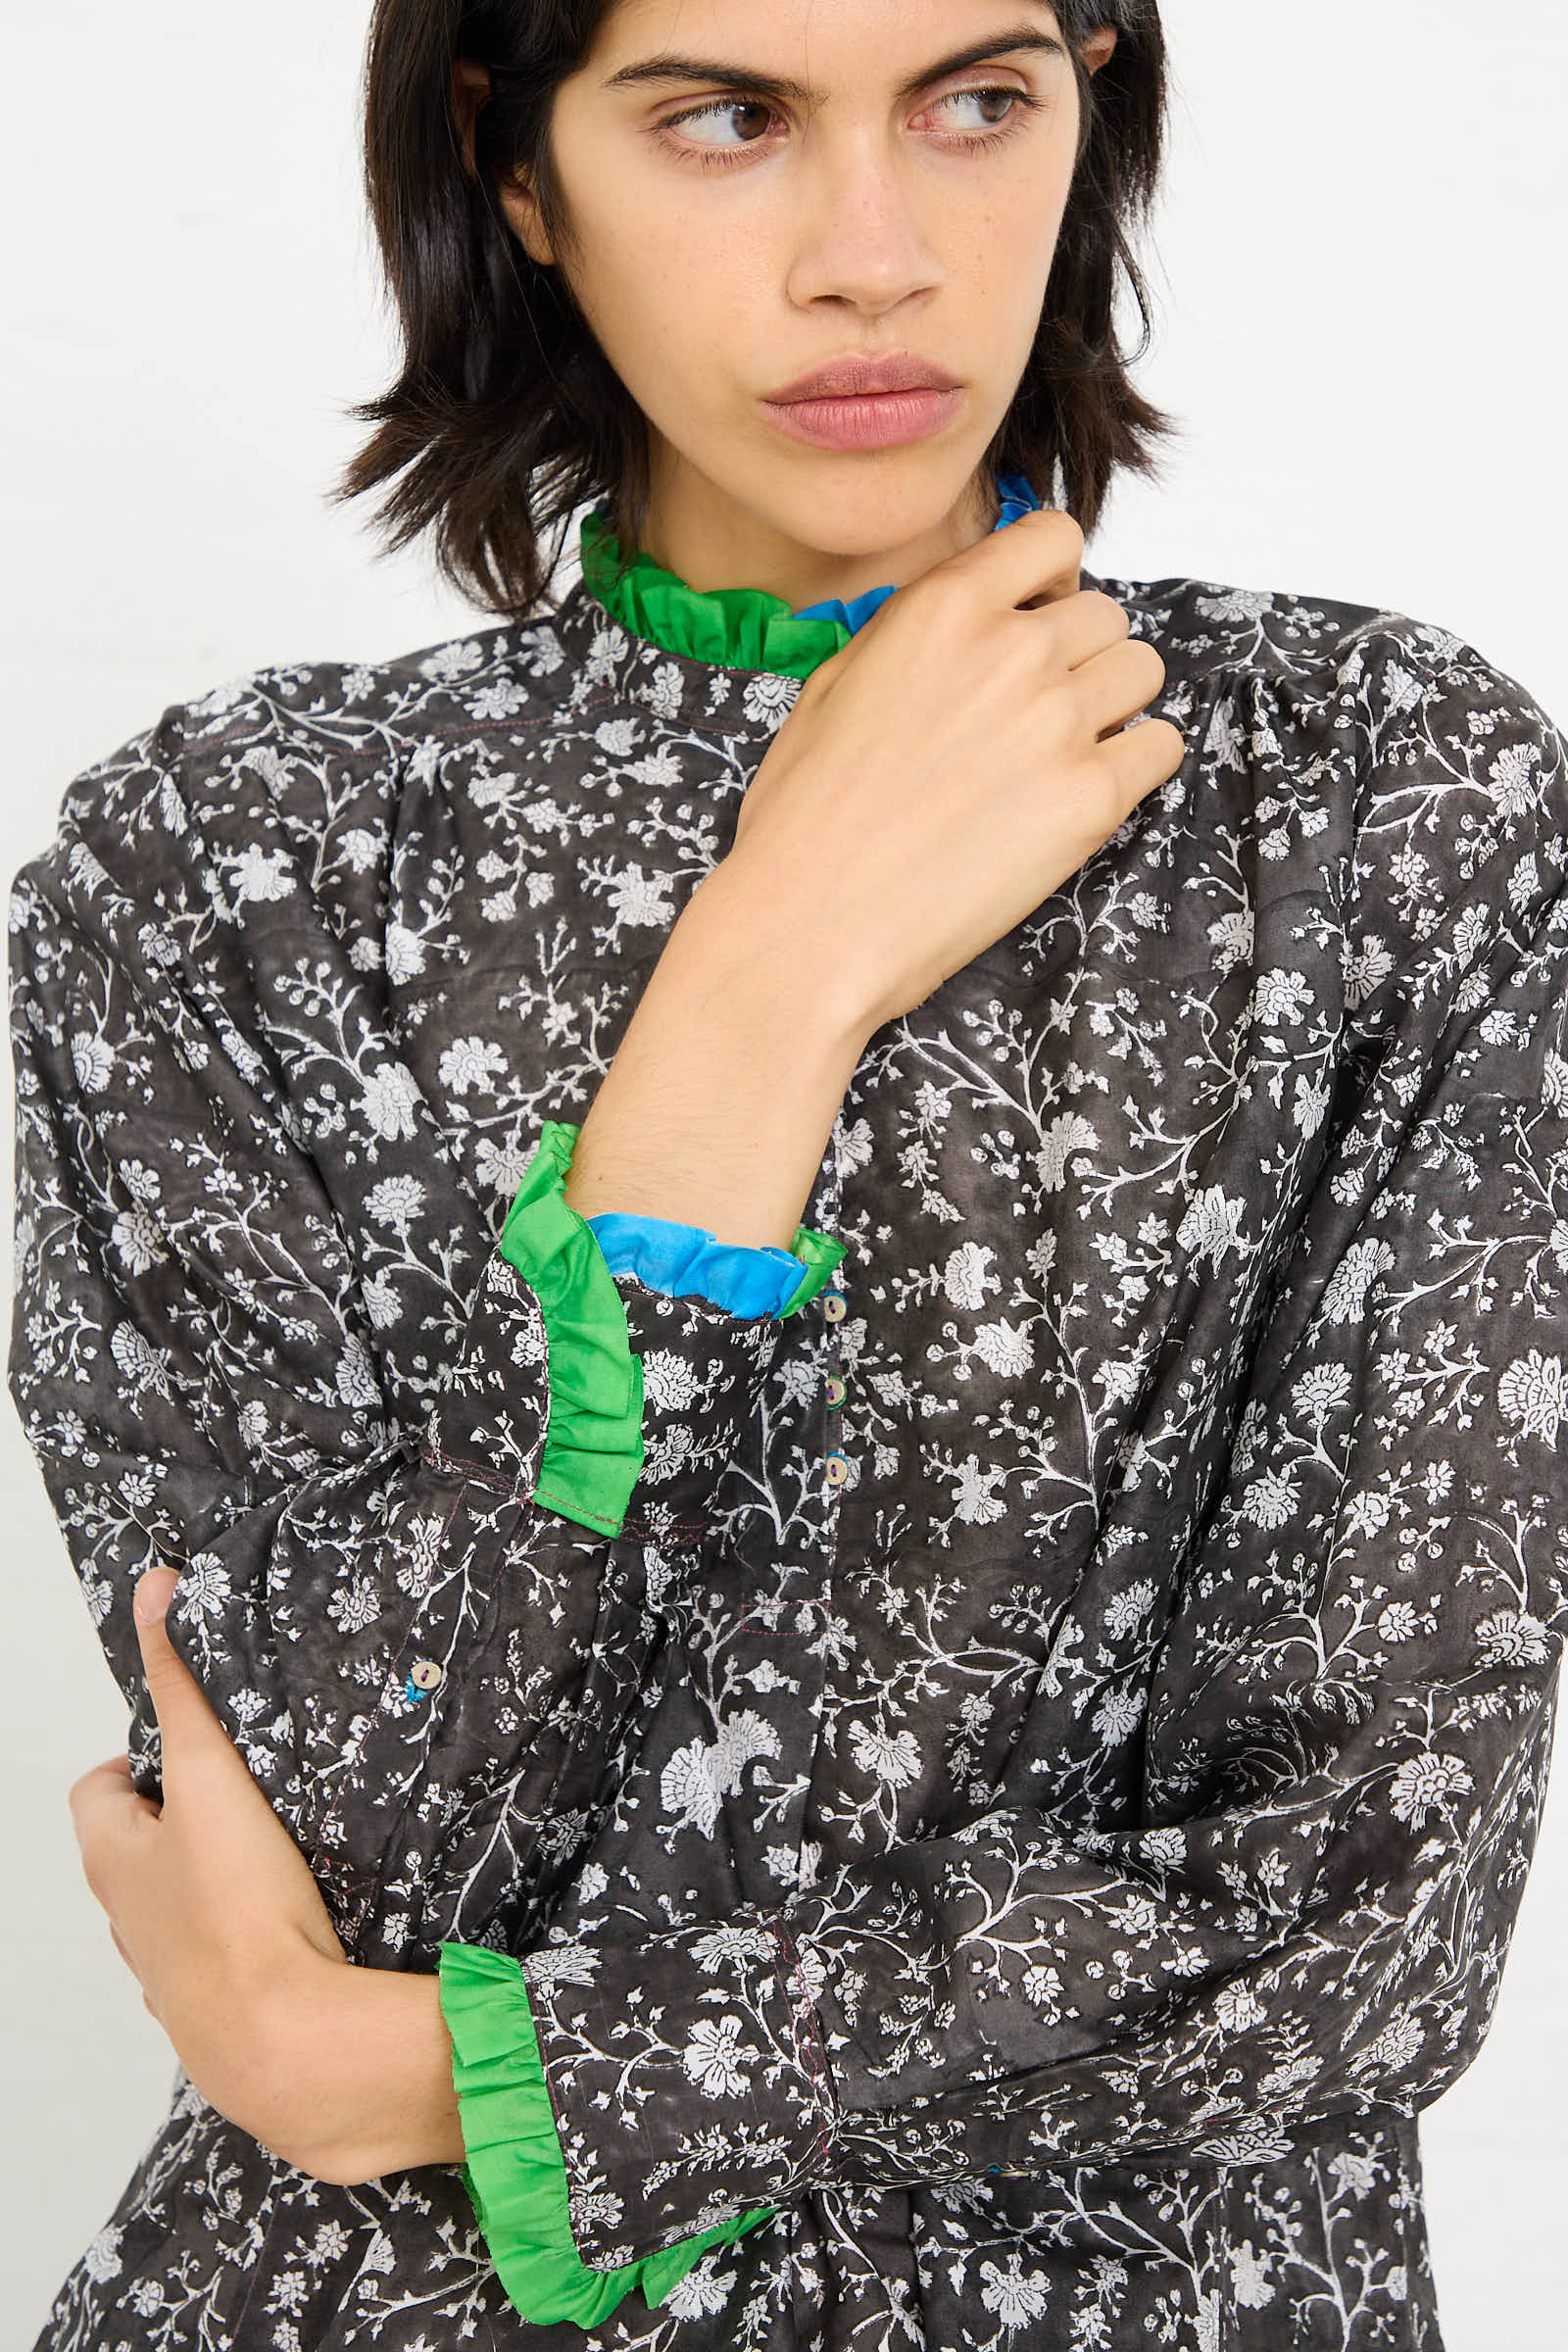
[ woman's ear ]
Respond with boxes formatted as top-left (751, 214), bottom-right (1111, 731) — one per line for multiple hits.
top-left (450, 56), bottom-right (556, 267)
top-left (1082, 25), bottom-right (1118, 74)
top-left (451, 59), bottom-right (492, 181)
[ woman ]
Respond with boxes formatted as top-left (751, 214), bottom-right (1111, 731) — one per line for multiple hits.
top-left (12, 1), bottom-right (1567, 2347)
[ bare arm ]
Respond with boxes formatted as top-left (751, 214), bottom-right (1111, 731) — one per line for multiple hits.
top-left (289, 1963), bottom-right (466, 2183)
top-left (560, 868), bottom-right (870, 1251)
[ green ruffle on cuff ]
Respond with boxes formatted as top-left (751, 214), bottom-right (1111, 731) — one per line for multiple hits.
top-left (497, 1121), bottom-right (848, 1532)
top-left (437, 1941), bottom-right (778, 2327)
top-left (497, 1120), bottom-right (644, 1540)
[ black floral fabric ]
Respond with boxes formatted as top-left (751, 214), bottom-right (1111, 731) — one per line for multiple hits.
top-left (11, 557), bottom-right (1568, 2351)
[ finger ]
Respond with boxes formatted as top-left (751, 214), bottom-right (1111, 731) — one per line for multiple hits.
top-left (132, 1566), bottom-right (229, 1771)
top-left (1094, 715), bottom-right (1189, 809)
top-left (1023, 589), bottom-right (1131, 676)
top-left (1071, 636), bottom-right (1169, 736)
top-left (942, 503), bottom-right (1085, 612)
top-left (69, 1755), bottom-right (155, 1839)
top-left (102, 1747), bottom-right (161, 1821)
top-left (70, 1762), bottom-right (157, 1911)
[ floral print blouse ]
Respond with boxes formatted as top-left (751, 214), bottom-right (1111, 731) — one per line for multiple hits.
top-left (10, 485), bottom-right (1568, 2352)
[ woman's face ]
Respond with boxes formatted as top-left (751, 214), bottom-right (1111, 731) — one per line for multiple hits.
top-left (480, 1), bottom-right (1114, 607)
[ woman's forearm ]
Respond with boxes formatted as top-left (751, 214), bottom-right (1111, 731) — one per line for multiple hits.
top-left (561, 864), bottom-right (870, 1252)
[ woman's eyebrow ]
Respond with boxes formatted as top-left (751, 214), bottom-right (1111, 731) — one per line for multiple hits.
top-left (601, 27), bottom-right (1068, 108)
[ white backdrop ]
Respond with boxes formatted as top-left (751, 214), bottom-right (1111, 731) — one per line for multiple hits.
top-left (3, 2), bottom-right (1565, 2340)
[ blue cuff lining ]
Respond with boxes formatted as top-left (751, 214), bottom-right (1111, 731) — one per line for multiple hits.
top-left (585, 1211), bottom-right (808, 1319)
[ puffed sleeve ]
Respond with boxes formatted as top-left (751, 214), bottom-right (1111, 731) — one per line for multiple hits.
top-left (7, 697), bottom-right (844, 1950)
top-left (451, 637), bottom-right (1568, 2273)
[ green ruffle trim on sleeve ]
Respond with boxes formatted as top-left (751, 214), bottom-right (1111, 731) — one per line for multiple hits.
top-left (497, 1120), bottom-right (643, 1540)
top-left (581, 510), bottom-right (852, 681)
top-left (437, 1941), bottom-right (778, 2327)
top-left (496, 1121), bottom-right (846, 1530)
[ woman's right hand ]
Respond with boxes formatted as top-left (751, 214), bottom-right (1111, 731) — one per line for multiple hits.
top-left (722, 507), bottom-right (1187, 1038)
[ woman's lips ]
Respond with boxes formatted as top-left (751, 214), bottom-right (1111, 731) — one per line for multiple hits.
top-left (760, 386), bottom-right (963, 452)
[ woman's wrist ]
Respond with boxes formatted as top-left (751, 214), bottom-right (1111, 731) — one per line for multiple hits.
top-left (561, 863), bottom-right (870, 1250)
top-left (267, 1951), bottom-right (466, 2185)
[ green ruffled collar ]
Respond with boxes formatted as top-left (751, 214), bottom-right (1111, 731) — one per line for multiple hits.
top-left (578, 510), bottom-right (852, 681)
top-left (578, 473), bottom-right (1045, 679)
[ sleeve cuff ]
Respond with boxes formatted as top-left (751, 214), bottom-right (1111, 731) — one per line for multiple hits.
top-left (496, 1124), bottom-right (847, 1539)
top-left (586, 1209), bottom-right (844, 1319)
top-left (495, 1122), bottom-right (644, 1538)
top-left (515, 1913), bottom-right (838, 2264)
top-left (437, 1941), bottom-right (777, 2325)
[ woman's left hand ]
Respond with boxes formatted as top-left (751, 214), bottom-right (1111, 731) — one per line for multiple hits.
top-left (69, 1565), bottom-right (352, 2172)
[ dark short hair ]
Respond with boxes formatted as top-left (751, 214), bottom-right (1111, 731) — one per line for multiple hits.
top-left (333, 1), bottom-right (1171, 619)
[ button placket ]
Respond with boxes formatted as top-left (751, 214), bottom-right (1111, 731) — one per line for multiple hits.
top-left (821, 1283), bottom-right (851, 1497)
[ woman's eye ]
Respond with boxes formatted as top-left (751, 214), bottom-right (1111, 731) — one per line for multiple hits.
top-left (936, 86), bottom-right (1037, 145)
top-left (661, 98), bottom-right (776, 163)
top-left (656, 85), bottom-right (1039, 172)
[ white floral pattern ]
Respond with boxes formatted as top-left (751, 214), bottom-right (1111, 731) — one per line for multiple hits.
top-left (10, 559), bottom-right (1568, 2351)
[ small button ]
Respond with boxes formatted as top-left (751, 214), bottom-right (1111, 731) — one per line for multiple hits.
top-left (823, 1452), bottom-right (850, 1489)
top-left (407, 1657), bottom-right (444, 1694)
top-left (821, 1291), bottom-right (847, 1324)
top-left (824, 1374), bottom-right (847, 1407)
